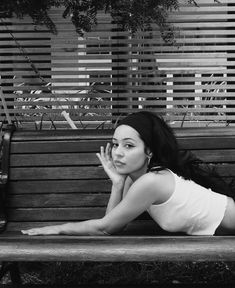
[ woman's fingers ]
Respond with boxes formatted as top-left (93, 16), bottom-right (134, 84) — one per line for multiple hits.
top-left (97, 144), bottom-right (112, 165)
top-left (21, 226), bottom-right (58, 236)
top-left (22, 228), bottom-right (42, 235)
top-left (100, 146), bottom-right (105, 158)
top-left (105, 143), bottom-right (111, 160)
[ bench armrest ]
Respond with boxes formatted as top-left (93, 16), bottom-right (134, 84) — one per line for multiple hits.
top-left (0, 172), bottom-right (8, 185)
top-left (1, 124), bottom-right (16, 186)
top-left (0, 124), bottom-right (16, 232)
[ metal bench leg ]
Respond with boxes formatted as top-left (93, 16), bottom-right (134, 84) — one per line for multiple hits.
top-left (0, 189), bottom-right (7, 233)
top-left (0, 262), bottom-right (22, 287)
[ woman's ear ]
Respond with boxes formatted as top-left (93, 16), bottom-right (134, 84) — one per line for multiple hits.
top-left (146, 148), bottom-right (152, 158)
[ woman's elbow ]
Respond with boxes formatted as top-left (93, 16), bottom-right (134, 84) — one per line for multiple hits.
top-left (94, 218), bottom-right (126, 236)
top-left (88, 219), bottom-right (112, 236)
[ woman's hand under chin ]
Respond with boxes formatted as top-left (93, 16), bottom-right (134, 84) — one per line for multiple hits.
top-left (21, 225), bottom-right (60, 236)
top-left (96, 143), bottom-right (126, 186)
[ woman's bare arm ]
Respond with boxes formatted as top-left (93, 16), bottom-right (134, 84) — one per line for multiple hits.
top-left (22, 173), bottom-right (163, 236)
top-left (105, 176), bottom-right (133, 215)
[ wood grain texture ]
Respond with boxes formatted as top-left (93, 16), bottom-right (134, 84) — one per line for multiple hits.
top-left (10, 153), bottom-right (99, 167)
top-left (8, 179), bottom-right (111, 194)
top-left (6, 193), bottom-right (109, 208)
top-left (10, 166), bottom-right (106, 180)
top-left (7, 207), bottom-right (106, 221)
top-left (0, 235), bottom-right (234, 262)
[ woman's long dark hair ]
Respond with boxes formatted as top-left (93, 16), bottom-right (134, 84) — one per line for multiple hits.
top-left (138, 111), bottom-right (234, 199)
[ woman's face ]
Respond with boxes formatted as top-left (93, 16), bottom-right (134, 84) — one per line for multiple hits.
top-left (111, 125), bottom-right (149, 179)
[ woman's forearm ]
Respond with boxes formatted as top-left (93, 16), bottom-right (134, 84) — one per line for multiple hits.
top-left (105, 182), bottom-right (124, 215)
top-left (22, 218), bottom-right (111, 236)
top-left (59, 219), bottom-right (107, 235)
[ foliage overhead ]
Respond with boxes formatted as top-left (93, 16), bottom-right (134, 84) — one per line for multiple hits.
top-left (0, 0), bottom-right (220, 37)
top-left (0, 0), bottom-right (179, 35)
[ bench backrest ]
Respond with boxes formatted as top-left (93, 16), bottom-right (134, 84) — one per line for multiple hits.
top-left (2, 127), bottom-right (235, 235)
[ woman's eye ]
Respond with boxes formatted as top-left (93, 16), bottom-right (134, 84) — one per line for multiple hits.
top-left (125, 144), bottom-right (134, 149)
top-left (112, 143), bottom-right (118, 148)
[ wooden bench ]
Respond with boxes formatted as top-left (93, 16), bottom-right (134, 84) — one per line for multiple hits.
top-left (0, 125), bottom-right (235, 285)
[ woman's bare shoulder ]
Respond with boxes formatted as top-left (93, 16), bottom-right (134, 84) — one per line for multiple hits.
top-left (138, 170), bottom-right (175, 204)
top-left (143, 169), bottom-right (173, 183)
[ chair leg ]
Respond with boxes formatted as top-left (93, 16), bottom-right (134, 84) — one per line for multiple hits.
top-left (0, 262), bottom-right (22, 287)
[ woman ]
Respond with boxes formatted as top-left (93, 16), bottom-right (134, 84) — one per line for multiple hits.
top-left (22, 111), bottom-right (235, 236)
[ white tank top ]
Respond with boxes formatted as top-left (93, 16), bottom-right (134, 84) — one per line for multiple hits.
top-left (147, 170), bottom-right (228, 235)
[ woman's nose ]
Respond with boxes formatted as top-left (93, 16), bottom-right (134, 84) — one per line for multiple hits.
top-left (114, 146), bottom-right (124, 156)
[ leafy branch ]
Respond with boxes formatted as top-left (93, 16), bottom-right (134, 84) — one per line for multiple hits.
top-left (0, 0), bottom-right (219, 36)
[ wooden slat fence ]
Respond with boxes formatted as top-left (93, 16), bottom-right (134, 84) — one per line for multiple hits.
top-left (0, 0), bottom-right (235, 128)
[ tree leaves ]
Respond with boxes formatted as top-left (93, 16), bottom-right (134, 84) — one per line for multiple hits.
top-left (0, 0), bottom-right (221, 37)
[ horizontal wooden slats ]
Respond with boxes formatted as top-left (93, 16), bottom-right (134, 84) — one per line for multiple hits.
top-left (0, 75), bottom-right (234, 84)
top-left (5, 220), bottom-right (160, 235)
top-left (10, 166), bottom-right (106, 180)
top-left (2, 37), bottom-right (235, 45)
top-left (8, 180), bottom-right (111, 194)
top-left (3, 108), bottom-right (235, 114)
top-left (6, 100), bottom-right (235, 107)
top-left (2, 84), bottom-right (234, 91)
top-left (9, 149), bottom-right (235, 167)
top-left (192, 150), bottom-right (235, 163)
top-left (178, 137), bottom-right (235, 150)
top-left (9, 128), bottom-right (235, 149)
top-left (2, 115), bottom-right (235, 122)
top-left (7, 207), bottom-right (105, 221)
top-left (4, 100), bottom-right (235, 108)
top-left (2, 92), bottom-right (235, 99)
top-left (6, 193), bottom-right (109, 208)
top-left (6, 208), bottom-right (149, 222)
top-left (213, 164), bottom-right (235, 177)
top-left (1, 1), bottom-right (235, 125)
top-left (1, 70), bottom-right (234, 78)
top-left (2, 127), bottom-right (235, 237)
top-left (9, 163), bottom-right (235, 180)
top-left (10, 153), bottom-right (99, 166)
top-left (10, 129), bottom-right (112, 141)
top-left (10, 140), bottom-right (107, 153)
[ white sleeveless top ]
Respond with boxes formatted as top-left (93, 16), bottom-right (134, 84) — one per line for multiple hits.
top-left (147, 170), bottom-right (228, 235)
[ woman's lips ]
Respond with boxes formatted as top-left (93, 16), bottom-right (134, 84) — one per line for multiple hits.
top-left (114, 160), bottom-right (125, 166)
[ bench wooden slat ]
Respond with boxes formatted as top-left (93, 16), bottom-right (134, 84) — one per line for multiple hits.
top-left (215, 164), bottom-right (235, 177)
top-left (11, 127), bottom-right (235, 141)
top-left (11, 129), bottom-right (113, 141)
top-left (0, 236), bottom-right (234, 262)
top-left (10, 164), bottom-right (235, 180)
top-left (193, 149), bottom-right (235, 162)
top-left (5, 220), bottom-right (160, 234)
top-left (6, 194), bottom-right (109, 208)
top-left (10, 167), bottom-right (106, 180)
top-left (10, 153), bottom-right (99, 167)
top-left (7, 207), bottom-right (106, 221)
top-left (7, 209), bottom-right (150, 222)
top-left (10, 150), bottom-right (235, 167)
top-left (178, 136), bottom-right (235, 150)
top-left (10, 137), bottom-right (235, 154)
top-left (10, 140), bottom-right (107, 153)
top-left (174, 126), bottom-right (235, 137)
top-left (8, 180), bottom-right (111, 194)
